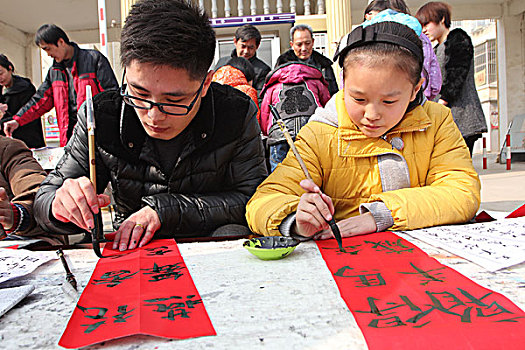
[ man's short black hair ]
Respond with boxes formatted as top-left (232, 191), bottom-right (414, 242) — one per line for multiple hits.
top-left (120, 0), bottom-right (216, 81)
top-left (235, 24), bottom-right (262, 47)
top-left (226, 57), bottom-right (255, 82)
top-left (35, 24), bottom-right (70, 46)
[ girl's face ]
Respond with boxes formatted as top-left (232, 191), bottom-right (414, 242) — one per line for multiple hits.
top-left (422, 20), bottom-right (448, 43)
top-left (344, 61), bottom-right (423, 138)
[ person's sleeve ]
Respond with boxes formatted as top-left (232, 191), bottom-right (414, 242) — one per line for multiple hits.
top-left (246, 123), bottom-right (324, 236)
top-left (324, 66), bottom-right (339, 97)
top-left (1, 138), bottom-right (47, 236)
top-left (141, 102), bottom-right (268, 237)
top-left (260, 87), bottom-right (273, 136)
top-left (14, 71), bottom-right (55, 126)
top-left (440, 30), bottom-right (473, 104)
top-left (421, 33), bottom-right (442, 100)
top-left (318, 81), bottom-right (331, 106)
top-left (95, 55), bottom-right (119, 91)
top-left (2, 84), bottom-right (36, 121)
top-left (369, 107), bottom-right (481, 230)
top-left (33, 102), bottom-right (111, 234)
top-left (254, 65), bottom-right (271, 97)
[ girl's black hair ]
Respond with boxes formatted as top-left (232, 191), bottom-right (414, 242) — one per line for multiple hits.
top-left (341, 21), bottom-right (424, 111)
top-left (364, 0), bottom-right (410, 20)
top-left (0, 54), bottom-right (14, 72)
top-left (226, 57), bottom-right (256, 82)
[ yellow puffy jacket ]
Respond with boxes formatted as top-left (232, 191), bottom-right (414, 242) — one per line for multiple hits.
top-left (246, 92), bottom-right (481, 236)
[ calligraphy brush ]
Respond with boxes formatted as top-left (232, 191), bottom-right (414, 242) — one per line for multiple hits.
top-left (56, 248), bottom-right (77, 291)
top-left (269, 104), bottom-right (345, 252)
top-left (85, 86), bottom-right (105, 258)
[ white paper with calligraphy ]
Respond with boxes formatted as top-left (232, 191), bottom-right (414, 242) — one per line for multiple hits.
top-left (0, 249), bottom-right (55, 284)
top-left (402, 217), bottom-right (525, 272)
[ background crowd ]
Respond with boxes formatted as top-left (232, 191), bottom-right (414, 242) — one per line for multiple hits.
top-left (0, 0), bottom-right (486, 249)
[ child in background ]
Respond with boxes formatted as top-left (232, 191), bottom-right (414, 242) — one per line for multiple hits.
top-left (212, 57), bottom-right (260, 125)
top-left (364, 0), bottom-right (442, 101)
top-left (246, 18), bottom-right (480, 240)
top-left (260, 61), bottom-right (330, 171)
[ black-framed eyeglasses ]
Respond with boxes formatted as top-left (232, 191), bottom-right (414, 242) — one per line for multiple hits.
top-left (120, 69), bottom-right (206, 116)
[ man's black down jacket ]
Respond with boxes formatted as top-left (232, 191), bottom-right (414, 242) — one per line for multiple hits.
top-left (34, 83), bottom-right (267, 238)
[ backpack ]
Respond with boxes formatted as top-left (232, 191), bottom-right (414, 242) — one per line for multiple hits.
top-left (267, 82), bottom-right (317, 146)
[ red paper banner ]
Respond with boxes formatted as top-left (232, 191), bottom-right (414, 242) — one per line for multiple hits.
top-left (59, 239), bottom-right (216, 348)
top-left (316, 232), bottom-right (525, 350)
top-left (475, 203), bottom-right (525, 222)
top-left (506, 203), bottom-right (525, 218)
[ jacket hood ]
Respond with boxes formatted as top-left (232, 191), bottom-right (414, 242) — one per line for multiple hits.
top-left (3, 75), bottom-right (33, 95)
top-left (276, 49), bottom-right (334, 69)
top-left (212, 65), bottom-right (250, 88)
top-left (261, 62), bottom-right (328, 96)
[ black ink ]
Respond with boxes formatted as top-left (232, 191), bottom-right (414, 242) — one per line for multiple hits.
top-left (398, 263), bottom-right (446, 285)
top-left (92, 270), bottom-right (138, 287)
top-left (144, 295), bottom-right (202, 321)
top-left (142, 262), bottom-right (185, 282)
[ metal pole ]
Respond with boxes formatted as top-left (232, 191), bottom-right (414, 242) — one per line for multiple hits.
top-left (482, 137), bottom-right (487, 169)
top-left (97, 0), bottom-right (109, 57)
top-left (506, 134), bottom-right (511, 170)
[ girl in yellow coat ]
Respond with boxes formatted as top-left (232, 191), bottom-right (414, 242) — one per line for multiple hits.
top-left (246, 19), bottom-right (481, 240)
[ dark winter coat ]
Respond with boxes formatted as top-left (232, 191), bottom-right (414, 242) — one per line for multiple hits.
top-left (215, 49), bottom-right (271, 97)
top-left (14, 43), bottom-right (118, 146)
top-left (34, 83), bottom-right (267, 238)
top-left (435, 28), bottom-right (487, 138)
top-left (275, 49), bottom-right (339, 97)
top-left (0, 75), bottom-right (45, 148)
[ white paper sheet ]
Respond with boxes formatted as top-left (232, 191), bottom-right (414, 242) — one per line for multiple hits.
top-left (0, 248), bottom-right (55, 284)
top-left (0, 285), bottom-right (35, 317)
top-left (402, 217), bottom-right (525, 272)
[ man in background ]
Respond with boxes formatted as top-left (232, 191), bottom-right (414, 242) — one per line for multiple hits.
top-left (4, 24), bottom-right (118, 146)
top-left (215, 24), bottom-right (271, 97)
top-left (275, 24), bottom-right (338, 96)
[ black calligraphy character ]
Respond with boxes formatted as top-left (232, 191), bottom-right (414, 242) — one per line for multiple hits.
top-left (92, 270), bottom-right (138, 287)
top-left (143, 295), bottom-right (202, 321)
top-left (369, 316), bottom-right (406, 328)
top-left (76, 305), bottom-right (108, 333)
top-left (398, 263), bottom-right (446, 285)
top-left (322, 244), bottom-right (362, 255)
top-left (145, 246), bottom-right (173, 256)
top-left (406, 291), bottom-right (471, 323)
top-left (142, 262), bottom-right (185, 282)
top-left (113, 305), bottom-right (135, 323)
top-left (351, 273), bottom-right (386, 287)
top-left (365, 239), bottom-right (414, 254)
top-left (458, 289), bottom-right (521, 322)
top-left (334, 267), bottom-right (386, 287)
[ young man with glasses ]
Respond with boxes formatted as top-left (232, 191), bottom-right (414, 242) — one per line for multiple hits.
top-left (33, 0), bottom-right (267, 251)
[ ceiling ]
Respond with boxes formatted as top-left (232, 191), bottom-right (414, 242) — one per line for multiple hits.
top-left (0, 0), bottom-right (517, 38)
top-left (2, 0), bottom-right (121, 35)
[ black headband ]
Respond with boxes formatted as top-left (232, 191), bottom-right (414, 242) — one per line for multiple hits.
top-left (333, 24), bottom-right (423, 68)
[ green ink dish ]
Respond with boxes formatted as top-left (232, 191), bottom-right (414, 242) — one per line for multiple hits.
top-left (243, 236), bottom-right (300, 260)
